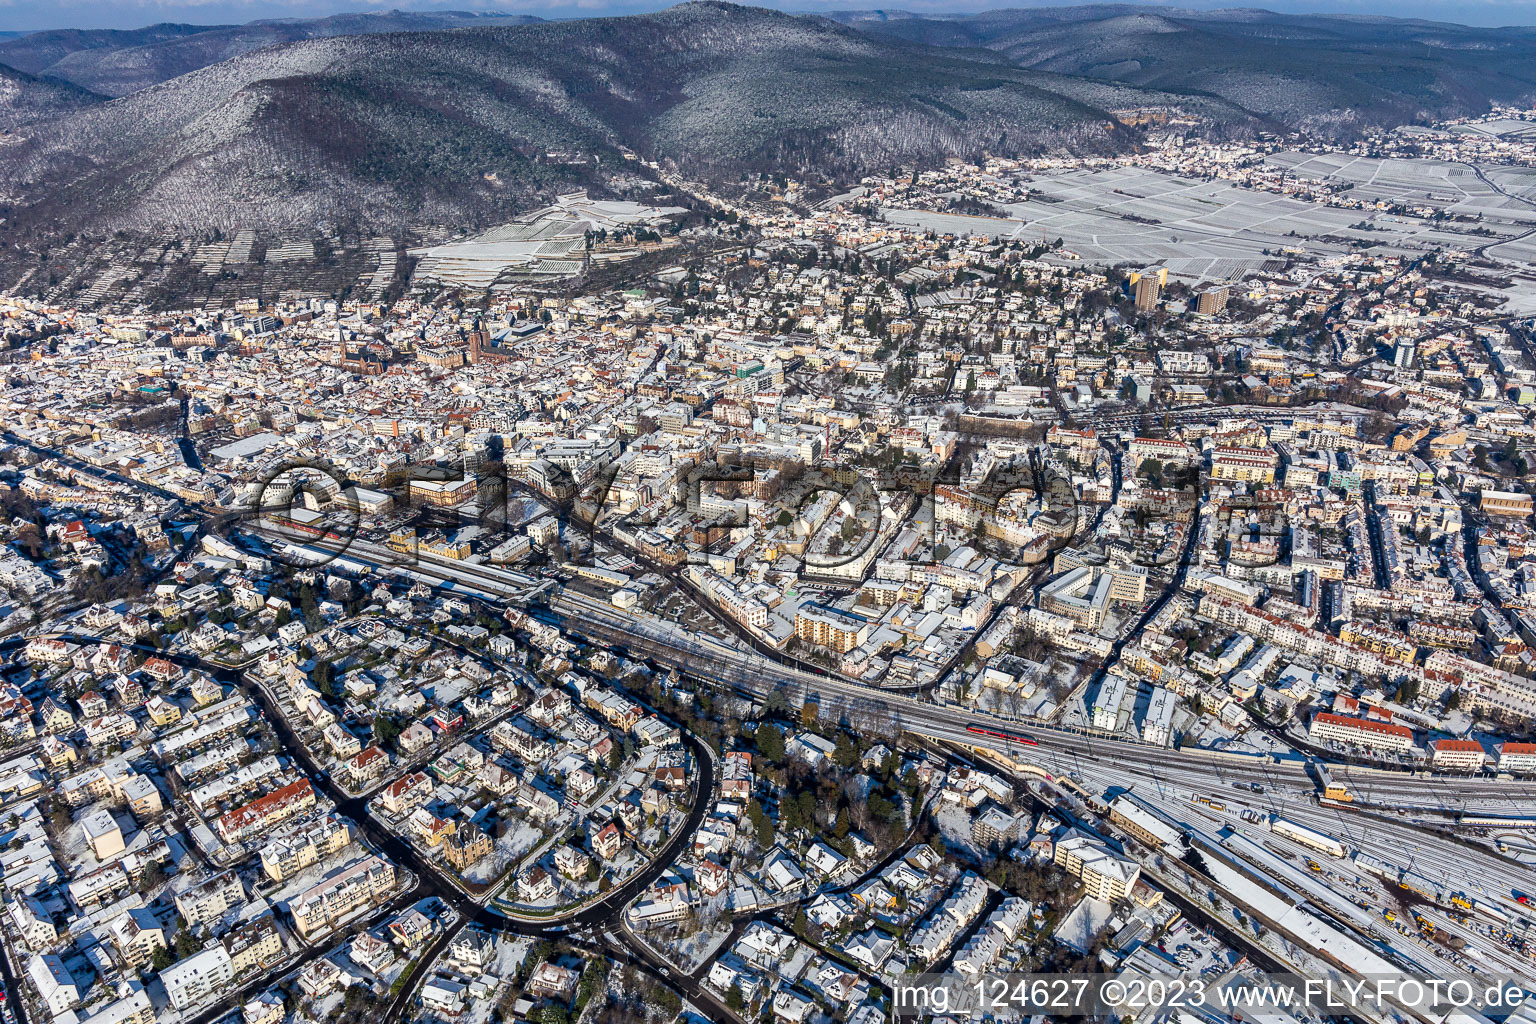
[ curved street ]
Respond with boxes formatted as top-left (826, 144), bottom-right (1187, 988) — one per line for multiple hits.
top-left (0, 632), bottom-right (719, 1023)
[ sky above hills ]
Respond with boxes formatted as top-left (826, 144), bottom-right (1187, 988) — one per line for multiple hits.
top-left (5, 0), bottom-right (1536, 31)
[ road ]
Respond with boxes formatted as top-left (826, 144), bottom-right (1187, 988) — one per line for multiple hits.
top-left (0, 442), bottom-right (743, 1024)
top-left (247, 517), bottom-right (1536, 812)
top-left (1467, 163), bottom-right (1536, 261)
top-left (487, 471), bottom-right (861, 685)
top-left (0, 631), bottom-right (717, 1022)
top-left (26, 406), bottom-right (1525, 811)
top-left (570, 931), bottom-right (749, 1024)
top-left (13, 429), bottom-right (1536, 1017)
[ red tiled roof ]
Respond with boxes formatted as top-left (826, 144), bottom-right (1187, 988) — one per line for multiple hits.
top-left (1429, 739), bottom-right (1483, 753)
top-left (1312, 712), bottom-right (1412, 740)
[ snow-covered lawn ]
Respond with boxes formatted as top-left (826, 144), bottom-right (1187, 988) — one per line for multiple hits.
top-left (1053, 896), bottom-right (1113, 953)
